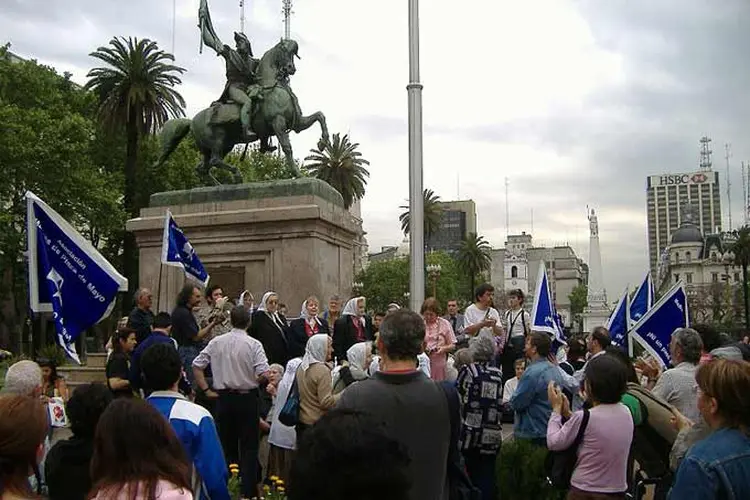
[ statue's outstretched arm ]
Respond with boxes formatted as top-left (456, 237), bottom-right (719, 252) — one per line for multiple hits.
top-left (198, 0), bottom-right (225, 55)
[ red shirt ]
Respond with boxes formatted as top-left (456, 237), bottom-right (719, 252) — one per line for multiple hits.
top-left (304, 319), bottom-right (319, 337)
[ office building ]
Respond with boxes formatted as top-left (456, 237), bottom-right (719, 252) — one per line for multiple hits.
top-left (647, 169), bottom-right (722, 277)
top-left (426, 200), bottom-right (477, 253)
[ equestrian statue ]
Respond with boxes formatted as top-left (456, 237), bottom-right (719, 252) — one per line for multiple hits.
top-left (154, 0), bottom-right (329, 184)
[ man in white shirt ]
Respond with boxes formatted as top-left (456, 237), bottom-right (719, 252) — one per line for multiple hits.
top-left (463, 283), bottom-right (505, 347)
top-left (502, 289), bottom-right (530, 379)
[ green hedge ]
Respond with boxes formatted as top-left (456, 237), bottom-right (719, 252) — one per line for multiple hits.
top-left (497, 439), bottom-right (562, 500)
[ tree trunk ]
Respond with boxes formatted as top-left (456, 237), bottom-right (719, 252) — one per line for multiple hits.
top-left (123, 114), bottom-right (140, 297)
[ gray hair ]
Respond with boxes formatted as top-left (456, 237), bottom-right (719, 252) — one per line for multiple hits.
top-left (2, 360), bottom-right (42, 396)
top-left (469, 335), bottom-right (496, 363)
top-left (133, 288), bottom-right (150, 303)
top-left (379, 310), bottom-right (425, 361)
top-left (672, 328), bottom-right (703, 364)
top-left (453, 348), bottom-right (473, 370)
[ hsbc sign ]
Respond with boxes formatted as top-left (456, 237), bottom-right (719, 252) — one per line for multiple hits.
top-left (650, 172), bottom-right (714, 187)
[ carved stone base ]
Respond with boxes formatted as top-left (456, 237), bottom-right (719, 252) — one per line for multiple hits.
top-left (126, 178), bottom-right (359, 313)
top-left (582, 306), bottom-right (612, 335)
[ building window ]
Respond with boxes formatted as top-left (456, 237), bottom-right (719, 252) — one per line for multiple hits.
top-left (674, 274), bottom-right (680, 283)
top-left (511, 266), bottom-right (518, 278)
top-left (686, 252), bottom-right (691, 263)
top-left (711, 252), bottom-right (717, 262)
top-left (735, 272), bottom-right (741, 283)
top-left (712, 273), bottom-right (719, 283)
top-left (686, 273), bottom-right (693, 284)
top-left (674, 253), bottom-right (679, 264)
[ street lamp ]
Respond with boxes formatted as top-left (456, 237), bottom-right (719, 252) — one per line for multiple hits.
top-left (352, 281), bottom-right (364, 296)
top-left (426, 263), bottom-right (442, 298)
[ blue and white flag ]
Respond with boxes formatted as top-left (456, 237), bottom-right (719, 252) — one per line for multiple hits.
top-left (607, 287), bottom-right (629, 350)
top-left (629, 272), bottom-right (654, 326)
top-left (161, 210), bottom-right (210, 286)
top-left (631, 281), bottom-right (689, 368)
top-left (26, 192), bottom-right (127, 364)
top-left (531, 262), bottom-right (566, 347)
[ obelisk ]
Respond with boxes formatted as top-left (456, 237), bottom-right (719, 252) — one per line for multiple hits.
top-left (582, 208), bottom-right (611, 333)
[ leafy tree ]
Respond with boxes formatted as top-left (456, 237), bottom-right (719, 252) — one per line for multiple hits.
top-left (85, 37), bottom-right (186, 292)
top-left (0, 45), bottom-right (124, 348)
top-left (399, 188), bottom-right (443, 240)
top-left (456, 233), bottom-right (492, 299)
top-left (304, 133), bottom-right (370, 209)
top-left (568, 283), bottom-right (588, 331)
top-left (229, 147), bottom-right (301, 183)
top-left (357, 251), bottom-right (464, 313)
top-left (729, 226), bottom-right (750, 328)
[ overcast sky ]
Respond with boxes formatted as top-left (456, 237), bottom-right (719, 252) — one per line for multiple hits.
top-left (4, 0), bottom-right (750, 299)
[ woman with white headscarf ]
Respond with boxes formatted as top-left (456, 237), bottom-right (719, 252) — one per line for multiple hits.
top-left (295, 334), bottom-right (338, 442)
top-left (267, 357), bottom-right (302, 484)
top-left (288, 296), bottom-right (330, 358)
top-left (333, 296), bottom-right (373, 364)
top-left (331, 341), bottom-right (372, 394)
top-left (250, 291), bottom-right (292, 366)
top-left (239, 290), bottom-right (255, 313)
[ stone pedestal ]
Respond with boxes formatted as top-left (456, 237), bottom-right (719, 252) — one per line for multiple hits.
top-left (582, 306), bottom-right (611, 334)
top-left (126, 178), bottom-right (359, 313)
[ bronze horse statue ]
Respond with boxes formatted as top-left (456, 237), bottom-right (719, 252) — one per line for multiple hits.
top-left (154, 38), bottom-right (329, 184)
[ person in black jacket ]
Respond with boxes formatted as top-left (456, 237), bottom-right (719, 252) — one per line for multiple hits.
top-left (45, 383), bottom-right (113, 500)
top-left (288, 296), bottom-right (330, 358)
top-left (251, 291), bottom-right (292, 366)
top-left (333, 296), bottom-right (373, 363)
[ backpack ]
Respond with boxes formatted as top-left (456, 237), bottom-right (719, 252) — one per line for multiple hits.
top-left (278, 375), bottom-right (301, 427)
top-left (625, 382), bottom-right (678, 479)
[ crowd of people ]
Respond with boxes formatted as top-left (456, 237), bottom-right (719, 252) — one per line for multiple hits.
top-left (0, 282), bottom-right (749, 500)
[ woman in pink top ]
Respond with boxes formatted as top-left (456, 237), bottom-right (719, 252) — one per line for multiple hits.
top-left (421, 297), bottom-right (456, 381)
top-left (547, 354), bottom-right (634, 500)
top-left (89, 398), bottom-right (194, 500)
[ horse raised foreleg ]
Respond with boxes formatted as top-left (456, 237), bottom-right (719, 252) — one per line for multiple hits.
top-left (208, 149), bottom-right (244, 184)
top-left (272, 116), bottom-right (300, 177)
top-left (293, 111), bottom-right (329, 148)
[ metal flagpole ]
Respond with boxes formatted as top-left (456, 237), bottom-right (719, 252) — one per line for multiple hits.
top-left (407, 0), bottom-right (424, 311)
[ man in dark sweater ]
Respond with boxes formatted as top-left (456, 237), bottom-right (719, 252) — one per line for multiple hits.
top-left (128, 288), bottom-right (155, 344)
top-left (337, 309), bottom-right (450, 500)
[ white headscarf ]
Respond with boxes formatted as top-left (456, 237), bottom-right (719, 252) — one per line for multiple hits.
top-left (269, 357), bottom-right (303, 450)
top-left (257, 291), bottom-right (276, 312)
top-left (342, 296), bottom-right (366, 326)
top-left (239, 290), bottom-right (254, 310)
top-left (300, 299), bottom-right (320, 326)
top-left (332, 341), bottom-right (371, 388)
top-left (300, 334), bottom-right (330, 372)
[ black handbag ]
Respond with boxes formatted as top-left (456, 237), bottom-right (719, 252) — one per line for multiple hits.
top-left (278, 376), bottom-right (300, 427)
top-left (545, 408), bottom-right (590, 489)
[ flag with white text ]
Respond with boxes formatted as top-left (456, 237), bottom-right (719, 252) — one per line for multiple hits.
top-left (631, 281), bottom-right (689, 368)
top-left (27, 192), bottom-right (128, 363)
top-left (161, 209), bottom-right (210, 286)
top-left (607, 287), bottom-right (629, 350)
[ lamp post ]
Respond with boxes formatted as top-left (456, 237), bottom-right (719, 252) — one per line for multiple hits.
top-left (352, 281), bottom-right (364, 296)
top-left (407, 0), bottom-right (424, 312)
top-left (426, 263), bottom-right (442, 298)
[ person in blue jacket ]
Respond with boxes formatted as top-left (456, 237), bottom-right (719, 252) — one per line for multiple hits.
top-left (141, 343), bottom-right (230, 500)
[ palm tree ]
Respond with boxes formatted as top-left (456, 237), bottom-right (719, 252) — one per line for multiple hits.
top-left (729, 226), bottom-right (750, 328)
top-left (304, 133), bottom-right (370, 209)
top-left (85, 37), bottom-right (186, 288)
top-left (399, 189), bottom-right (443, 240)
top-left (457, 232), bottom-right (492, 299)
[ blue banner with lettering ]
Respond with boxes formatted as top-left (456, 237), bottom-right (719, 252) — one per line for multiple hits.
top-left (631, 282), bottom-right (688, 368)
top-left (27, 192), bottom-right (128, 363)
top-left (629, 272), bottom-right (654, 326)
top-left (607, 288), bottom-right (629, 350)
top-left (161, 210), bottom-right (210, 286)
top-left (531, 262), bottom-right (566, 352)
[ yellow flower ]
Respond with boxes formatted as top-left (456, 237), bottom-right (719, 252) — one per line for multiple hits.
top-left (263, 484), bottom-right (271, 493)
top-left (278, 486), bottom-right (286, 493)
top-left (269, 475), bottom-right (279, 482)
top-left (275, 479), bottom-right (285, 486)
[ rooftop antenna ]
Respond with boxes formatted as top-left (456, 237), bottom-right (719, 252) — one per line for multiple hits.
top-left (239, 0), bottom-right (245, 33)
top-left (726, 143), bottom-right (733, 231)
top-left (743, 161), bottom-right (747, 226)
top-left (699, 136), bottom-right (713, 171)
top-left (504, 177), bottom-right (510, 240)
top-left (282, 0), bottom-right (293, 40)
